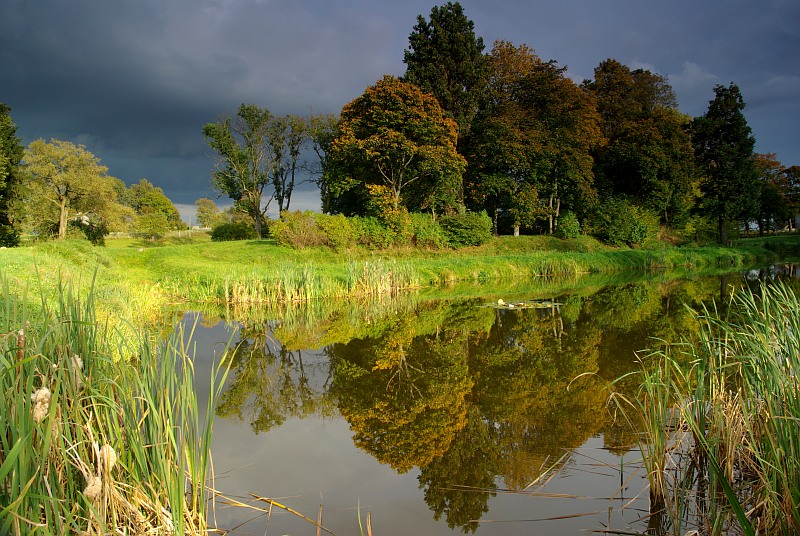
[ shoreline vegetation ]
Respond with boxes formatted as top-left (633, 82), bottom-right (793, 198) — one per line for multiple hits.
top-left (2, 233), bottom-right (800, 326)
top-left (2, 233), bottom-right (800, 534)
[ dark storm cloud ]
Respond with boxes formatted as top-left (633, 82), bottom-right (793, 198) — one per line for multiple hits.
top-left (2, 0), bottom-right (798, 213)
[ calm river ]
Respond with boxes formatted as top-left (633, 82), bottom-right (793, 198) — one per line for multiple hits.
top-left (188, 267), bottom-right (794, 535)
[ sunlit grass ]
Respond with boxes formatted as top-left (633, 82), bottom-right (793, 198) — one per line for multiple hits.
top-left (0, 277), bottom-right (229, 535)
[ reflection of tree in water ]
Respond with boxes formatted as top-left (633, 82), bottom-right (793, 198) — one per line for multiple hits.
top-left (213, 278), bottom-right (731, 532)
top-left (216, 323), bottom-right (334, 434)
top-left (329, 313), bottom-right (474, 473)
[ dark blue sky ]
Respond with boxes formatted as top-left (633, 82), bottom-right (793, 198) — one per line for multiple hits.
top-left (2, 0), bottom-right (798, 222)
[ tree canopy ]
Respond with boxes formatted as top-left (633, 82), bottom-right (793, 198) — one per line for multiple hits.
top-left (23, 139), bottom-right (122, 242)
top-left (327, 75), bottom-right (466, 217)
top-left (692, 83), bottom-right (759, 243)
top-left (403, 1), bottom-right (486, 146)
top-left (0, 103), bottom-right (25, 247)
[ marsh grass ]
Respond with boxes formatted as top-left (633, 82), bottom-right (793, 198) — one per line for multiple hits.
top-left (610, 281), bottom-right (800, 535)
top-left (0, 277), bottom-right (228, 535)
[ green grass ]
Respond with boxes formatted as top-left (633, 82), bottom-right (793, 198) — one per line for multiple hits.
top-left (0, 277), bottom-right (229, 535)
top-left (2, 233), bottom-right (799, 324)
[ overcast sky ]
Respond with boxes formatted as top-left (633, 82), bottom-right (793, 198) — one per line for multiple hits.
top-left (2, 0), bottom-right (798, 223)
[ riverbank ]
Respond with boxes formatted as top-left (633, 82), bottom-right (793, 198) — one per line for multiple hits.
top-left (2, 233), bottom-right (799, 326)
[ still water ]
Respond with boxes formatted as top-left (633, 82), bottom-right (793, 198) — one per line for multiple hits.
top-left (187, 271), bottom-right (779, 535)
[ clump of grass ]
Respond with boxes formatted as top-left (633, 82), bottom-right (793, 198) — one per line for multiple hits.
top-left (0, 277), bottom-right (228, 535)
top-left (346, 258), bottom-right (418, 297)
top-left (611, 281), bottom-right (800, 535)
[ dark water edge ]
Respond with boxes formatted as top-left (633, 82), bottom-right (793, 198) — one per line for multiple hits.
top-left (187, 265), bottom-right (799, 536)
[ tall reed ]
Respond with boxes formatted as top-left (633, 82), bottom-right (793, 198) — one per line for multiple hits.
top-left (0, 277), bottom-right (228, 535)
top-left (612, 281), bottom-right (800, 535)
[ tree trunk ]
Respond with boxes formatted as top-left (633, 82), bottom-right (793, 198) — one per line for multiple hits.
top-left (719, 215), bottom-right (728, 244)
top-left (513, 224), bottom-right (520, 237)
top-left (58, 196), bottom-right (69, 240)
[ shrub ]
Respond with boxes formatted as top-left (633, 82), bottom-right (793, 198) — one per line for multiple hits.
top-left (410, 213), bottom-right (448, 249)
top-left (590, 198), bottom-right (651, 246)
top-left (556, 211), bottom-right (581, 239)
top-left (439, 211), bottom-right (493, 248)
top-left (269, 211), bottom-right (322, 248)
top-left (316, 213), bottom-right (358, 250)
top-left (211, 221), bottom-right (258, 242)
top-left (352, 216), bottom-right (394, 249)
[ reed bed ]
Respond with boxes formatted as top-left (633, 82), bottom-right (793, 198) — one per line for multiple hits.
top-left (0, 278), bottom-right (228, 535)
top-left (611, 281), bottom-right (800, 535)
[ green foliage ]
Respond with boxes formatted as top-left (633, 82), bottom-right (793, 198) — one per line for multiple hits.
top-left (410, 213), bottom-right (449, 249)
top-left (0, 103), bottom-right (25, 247)
top-left (403, 1), bottom-right (487, 142)
top-left (316, 213), bottom-right (358, 250)
top-left (126, 178), bottom-right (184, 230)
top-left (692, 83), bottom-right (759, 243)
top-left (328, 75), bottom-right (466, 217)
top-left (556, 211), bottom-right (581, 239)
top-left (211, 221), bottom-right (258, 242)
top-left (269, 211), bottom-right (322, 248)
top-left (439, 211), bottom-right (492, 248)
top-left (590, 198), bottom-right (651, 246)
top-left (352, 216), bottom-right (394, 249)
top-left (70, 217), bottom-right (109, 245)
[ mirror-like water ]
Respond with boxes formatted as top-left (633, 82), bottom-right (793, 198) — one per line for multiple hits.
top-left (188, 269), bottom-right (795, 535)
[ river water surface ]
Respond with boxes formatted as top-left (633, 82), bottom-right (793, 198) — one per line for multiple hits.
top-left (187, 270), bottom-right (786, 535)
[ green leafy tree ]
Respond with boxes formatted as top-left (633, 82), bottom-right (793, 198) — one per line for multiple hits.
top-left (269, 114), bottom-right (307, 213)
top-left (0, 103), bottom-right (25, 246)
top-left (692, 83), bottom-right (759, 243)
top-left (753, 153), bottom-right (789, 233)
top-left (127, 178), bottom-right (184, 230)
top-left (583, 59), bottom-right (699, 226)
top-left (194, 197), bottom-right (222, 228)
top-left (23, 139), bottom-right (120, 241)
top-left (403, 1), bottom-right (487, 146)
top-left (306, 113), bottom-right (339, 214)
top-left (466, 41), bottom-right (601, 235)
top-left (203, 104), bottom-right (275, 238)
top-left (328, 75), bottom-right (466, 217)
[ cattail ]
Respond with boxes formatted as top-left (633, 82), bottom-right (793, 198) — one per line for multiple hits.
top-left (83, 475), bottom-right (102, 501)
top-left (31, 387), bottom-right (51, 423)
top-left (99, 444), bottom-right (117, 474)
top-left (70, 354), bottom-right (85, 391)
top-left (16, 329), bottom-right (24, 362)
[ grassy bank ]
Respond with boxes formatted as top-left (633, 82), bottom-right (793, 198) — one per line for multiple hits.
top-left (1, 233), bottom-right (799, 324)
top-left (0, 280), bottom-right (228, 535)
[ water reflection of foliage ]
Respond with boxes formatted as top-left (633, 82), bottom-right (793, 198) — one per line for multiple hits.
top-left (212, 274), bottom-right (759, 531)
top-left (215, 323), bottom-right (335, 433)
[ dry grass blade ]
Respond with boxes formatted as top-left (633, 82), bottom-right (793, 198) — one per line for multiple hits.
top-left (250, 494), bottom-right (337, 535)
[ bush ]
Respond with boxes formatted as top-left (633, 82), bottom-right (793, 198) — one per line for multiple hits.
top-left (316, 213), bottom-right (358, 250)
top-left (556, 211), bottom-right (581, 239)
top-left (211, 221), bottom-right (258, 242)
top-left (269, 211), bottom-right (322, 248)
top-left (410, 213), bottom-right (448, 249)
top-left (352, 216), bottom-right (394, 249)
top-left (590, 198), bottom-right (652, 246)
top-left (439, 211), bottom-right (493, 248)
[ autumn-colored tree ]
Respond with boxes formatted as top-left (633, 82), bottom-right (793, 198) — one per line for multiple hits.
top-left (465, 41), bottom-right (601, 234)
top-left (584, 59), bottom-right (699, 226)
top-left (753, 153), bottom-right (789, 233)
top-left (0, 103), bottom-right (25, 247)
top-left (692, 83), bottom-right (759, 243)
top-left (328, 75), bottom-right (465, 217)
top-left (23, 139), bottom-right (122, 241)
top-left (403, 1), bottom-right (487, 146)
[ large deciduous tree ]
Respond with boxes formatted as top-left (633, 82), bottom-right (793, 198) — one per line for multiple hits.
top-left (403, 1), bottom-right (486, 146)
top-left (306, 113), bottom-right (339, 214)
top-left (0, 103), bottom-right (25, 247)
top-left (583, 59), bottom-right (699, 226)
top-left (465, 41), bottom-right (602, 235)
top-left (328, 75), bottom-right (466, 217)
top-left (691, 83), bottom-right (759, 243)
top-left (203, 104), bottom-right (275, 238)
top-left (23, 139), bottom-right (120, 241)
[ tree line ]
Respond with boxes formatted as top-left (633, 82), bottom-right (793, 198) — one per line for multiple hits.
top-left (0, 117), bottom-right (185, 246)
top-left (2, 2), bottom-right (797, 248)
top-left (202, 2), bottom-right (798, 246)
